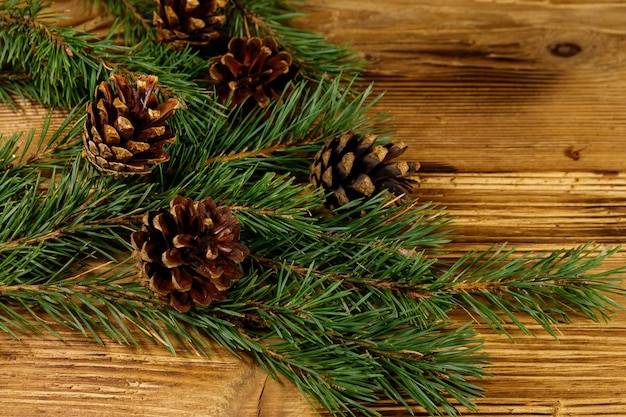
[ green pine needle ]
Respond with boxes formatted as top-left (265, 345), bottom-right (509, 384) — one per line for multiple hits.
top-left (0, 1), bottom-right (624, 416)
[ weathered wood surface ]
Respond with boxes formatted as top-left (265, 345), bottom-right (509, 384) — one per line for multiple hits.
top-left (1, 0), bottom-right (626, 415)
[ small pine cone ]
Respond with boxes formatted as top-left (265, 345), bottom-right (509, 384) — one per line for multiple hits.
top-left (83, 74), bottom-right (180, 176)
top-left (154, 0), bottom-right (228, 50)
top-left (209, 36), bottom-right (298, 108)
top-left (310, 131), bottom-right (420, 209)
top-left (130, 196), bottom-right (250, 313)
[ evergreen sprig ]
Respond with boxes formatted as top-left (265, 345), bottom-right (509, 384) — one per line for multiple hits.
top-left (0, 0), bottom-right (113, 107)
top-left (0, 1), bottom-right (624, 416)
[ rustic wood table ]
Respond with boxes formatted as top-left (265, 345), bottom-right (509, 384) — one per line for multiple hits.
top-left (1, 0), bottom-right (625, 416)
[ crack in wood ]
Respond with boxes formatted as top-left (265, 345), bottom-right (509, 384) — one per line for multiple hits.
top-left (257, 375), bottom-right (269, 417)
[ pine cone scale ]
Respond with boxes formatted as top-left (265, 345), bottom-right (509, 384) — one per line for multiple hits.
top-left (217, 54), bottom-right (243, 79)
top-left (86, 126), bottom-right (101, 144)
top-left (112, 146), bottom-right (135, 163)
top-left (134, 127), bottom-right (163, 141)
top-left (86, 140), bottom-right (99, 156)
top-left (103, 124), bottom-right (121, 144)
top-left (171, 268), bottom-right (193, 291)
top-left (382, 141), bottom-right (408, 162)
top-left (98, 143), bottom-right (113, 159)
top-left (173, 234), bottom-right (194, 248)
top-left (95, 100), bottom-right (109, 123)
top-left (153, 212), bottom-right (174, 236)
top-left (146, 99), bottom-right (180, 127)
top-left (348, 174), bottom-right (375, 196)
top-left (249, 46), bottom-right (272, 73)
top-left (336, 132), bottom-right (353, 154)
top-left (321, 166), bottom-right (333, 188)
top-left (150, 275), bottom-right (175, 297)
top-left (334, 187), bottom-right (350, 206)
top-left (337, 153), bottom-right (355, 179)
top-left (162, 247), bottom-right (184, 268)
top-left (223, 243), bottom-right (248, 262)
top-left (114, 116), bottom-right (134, 139)
top-left (170, 293), bottom-right (190, 312)
top-left (163, 6), bottom-right (179, 26)
top-left (376, 161), bottom-right (410, 178)
top-left (187, 17), bottom-right (206, 32)
top-left (113, 97), bottom-right (128, 113)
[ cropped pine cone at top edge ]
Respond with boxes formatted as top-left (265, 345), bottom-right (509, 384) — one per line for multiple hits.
top-left (130, 195), bottom-right (250, 313)
top-left (310, 131), bottom-right (420, 209)
top-left (83, 74), bottom-right (180, 176)
top-left (209, 36), bottom-right (299, 108)
top-left (154, 0), bottom-right (228, 50)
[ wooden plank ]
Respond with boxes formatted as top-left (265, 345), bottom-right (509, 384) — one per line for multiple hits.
top-left (297, 0), bottom-right (626, 172)
top-left (1, 0), bottom-right (625, 416)
top-left (0, 327), bottom-right (276, 417)
top-left (419, 172), bottom-right (626, 244)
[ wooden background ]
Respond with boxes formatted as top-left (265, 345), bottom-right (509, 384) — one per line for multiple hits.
top-left (1, 0), bottom-right (626, 416)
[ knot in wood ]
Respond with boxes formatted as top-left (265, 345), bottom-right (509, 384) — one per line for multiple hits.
top-left (549, 42), bottom-right (582, 58)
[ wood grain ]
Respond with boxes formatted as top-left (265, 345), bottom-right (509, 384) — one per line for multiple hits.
top-left (297, 0), bottom-right (626, 173)
top-left (1, 0), bottom-right (626, 416)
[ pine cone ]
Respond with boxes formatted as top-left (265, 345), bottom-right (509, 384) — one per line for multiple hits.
top-left (153, 0), bottom-right (228, 50)
top-left (130, 196), bottom-right (250, 313)
top-left (209, 36), bottom-right (298, 108)
top-left (310, 131), bottom-right (420, 209)
top-left (83, 74), bottom-right (179, 176)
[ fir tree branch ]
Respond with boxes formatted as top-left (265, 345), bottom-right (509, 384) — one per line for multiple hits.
top-left (431, 244), bottom-right (626, 337)
top-left (251, 240), bottom-right (625, 338)
top-left (0, 0), bottom-right (113, 107)
top-left (220, 265), bottom-right (487, 417)
top-left (1, 1), bottom-right (625, 416)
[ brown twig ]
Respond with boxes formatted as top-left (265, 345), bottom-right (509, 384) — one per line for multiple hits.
top-left (250, 254), bottom-right (538, 304)
top-left (0, 71), bottom-right (32, 83)
top-left (119, 0), bottom-right (153, 36)
top-left (0, 10), bottom-right (74, 56)
top-left (0, 280), bottom-right (144, 304)
top-left (1, 213), bottom-right (143, 249)
top-left (205, 135), bottom-right (320, 165)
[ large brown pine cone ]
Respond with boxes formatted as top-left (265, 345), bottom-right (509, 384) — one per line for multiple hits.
top-left (83, 74), bottom-right (179, 176)
top-left (154, 0), bottom-right (228, 50)
top-left (209, 36), bottom-right (298, 108)
top-left (310, 131), bottom-right (420, 209)
top-left (130, 196), bottom-right (250, 313)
